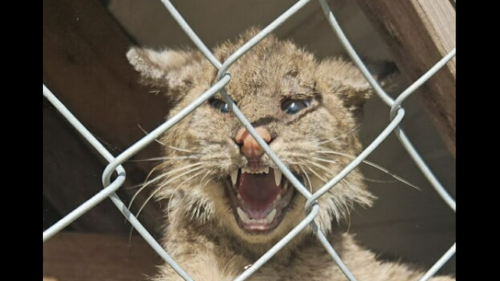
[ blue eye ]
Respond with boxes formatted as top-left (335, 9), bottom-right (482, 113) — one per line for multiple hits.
top-left (209, 99), bottom-right (230, 113)
top-left (282, 99), bottom-right (311, 114)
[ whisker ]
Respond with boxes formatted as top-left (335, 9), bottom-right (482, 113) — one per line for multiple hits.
top-left (316, 125), bottom-right (361, 145)
top-left (305, 161), bottom-right (354, 197)
top-left (306, 160), bottom-right (337, 178)
top-left (129, 156), bottom-right (199, 162)
top-left (341, 197), bottom-right (352, 225)
top-left (137, 124), bottom-right (167, 146)
top-left (137, 169), bottom-right (205, 219)
top-left (126, 161), bottom-right (167, 236)
top-left (128, 163), bottom-right (204, 210)
top-left (125, 162), bottom-right (166, 190)
top-left (304, 156), bottom-right (399, 185)
top-left (128, 173), bottom-right (168, 207)
top-left (299, 165), bottom-right (313, 193)
top-left (199, 172), bottom-right (213, 196)
top-left (362, 178), bottom-right (399, 184)
top-left (199, 171), bottom-right (212, 188)
top-left (168, 145), bottom-right (194, 153)
top-left (314, 152), bottom-right (420, 190)
top-left (306, 166), bottom-right (329, 183)
top-left (346, 213), bottom-right (352, 234)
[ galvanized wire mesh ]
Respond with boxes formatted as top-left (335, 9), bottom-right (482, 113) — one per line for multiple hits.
top-left (42, 1), bottom-right (456, 280)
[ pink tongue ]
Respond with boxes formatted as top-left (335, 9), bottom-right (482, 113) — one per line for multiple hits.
top-left (238, 172), bottom-right (280, 211)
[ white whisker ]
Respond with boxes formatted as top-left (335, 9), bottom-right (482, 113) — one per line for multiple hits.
top-left (199, 171), bottom-right (212, 188)
top-left (168, 145), bottom-right (194, 153)
top-left (129, 163), bottom-right (203, 210)
top-left (137, 124), bottom-right (167, 146)
top-left (314, 152), bottom-right (420, 190)
top-left (137, 169), bottom-right (204, 219)
top-left (306, 166), bottom-right (328, 183)
top-left (316, 125), bottom-right (361, 145)
top-left (299, 165), bottom-right (313, 193)
top-left (129, 156), bottom-right (199, 162)
top-left (306, 160), bottom-right (337, 178)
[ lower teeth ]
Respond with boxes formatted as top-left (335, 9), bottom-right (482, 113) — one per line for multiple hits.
top-left (237, 207), bottom-right (277, 224)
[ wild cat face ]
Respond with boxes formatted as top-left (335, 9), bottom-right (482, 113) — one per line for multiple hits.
top-left (127, 30), bottom-right (373, 246)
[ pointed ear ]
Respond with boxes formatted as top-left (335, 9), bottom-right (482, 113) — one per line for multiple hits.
top-left (316, 58), bottom-right (373, 111)
top-left (126, 47), bottom-right (204, 102)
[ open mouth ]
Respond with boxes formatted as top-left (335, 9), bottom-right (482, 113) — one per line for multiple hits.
top-left (225, 166), bottom-right (295, 233)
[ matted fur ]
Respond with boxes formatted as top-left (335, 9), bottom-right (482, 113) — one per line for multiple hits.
top-left (127, 29), bottom-right (454, 281)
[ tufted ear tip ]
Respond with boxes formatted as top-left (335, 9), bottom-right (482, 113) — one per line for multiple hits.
top-left (126, 47), bottom-right (143, 69)
top-left (126, 46), bottom-right (139, 61)
top-left (126, 46), bottom-right (204, 101)
top-left (126, 47), bottom-right (169, 81)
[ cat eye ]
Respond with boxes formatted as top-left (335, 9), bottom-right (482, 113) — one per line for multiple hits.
top-left (281, 99), bottom-right (311, 115)
top-left (209, 98), bottom-right (230, 113)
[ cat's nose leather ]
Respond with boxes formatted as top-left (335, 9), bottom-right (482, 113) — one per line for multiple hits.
top-left (234, 127), bottom-right (271, 161)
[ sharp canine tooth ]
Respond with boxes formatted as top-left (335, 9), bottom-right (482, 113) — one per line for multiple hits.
top-left (237, 207), bottom-right (250, 222)
top-left (265, 209), bottom-right (277, 223)
top-left (264, 166), bottom-right (269, 174)
top-left (231, 170), bottom-right (238, 186)
top-left (274, 169), bottom-right (282, 186)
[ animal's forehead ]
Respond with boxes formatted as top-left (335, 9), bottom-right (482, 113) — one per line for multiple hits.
top-left (212, 37), bottom-right (318, 102)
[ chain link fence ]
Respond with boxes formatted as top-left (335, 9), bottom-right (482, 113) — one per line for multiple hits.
top-left (42, 0), bottom-right (456, 280)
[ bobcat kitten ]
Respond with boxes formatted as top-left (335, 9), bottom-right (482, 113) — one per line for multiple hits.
top-left (127, 29), bottom-right (454, 281)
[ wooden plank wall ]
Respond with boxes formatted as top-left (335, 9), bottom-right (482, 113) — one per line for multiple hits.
top-left (43, 0), bottom-right (166, 232)
top-left (354, 0), bottom-right (456, 156)
top-left (43, 233), bottom-right (160, 281)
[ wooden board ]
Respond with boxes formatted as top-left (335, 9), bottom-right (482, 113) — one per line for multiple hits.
top-left (43, 0), bottom-right (166, 232)
top-left (43, 232), bottom-right (161, 281)
top-left (354, 0), bottom-right (456, 156)
top-left (43, 100), bottom-right (129, 232)
top-left (106, 0), bottom-right (392, 61)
